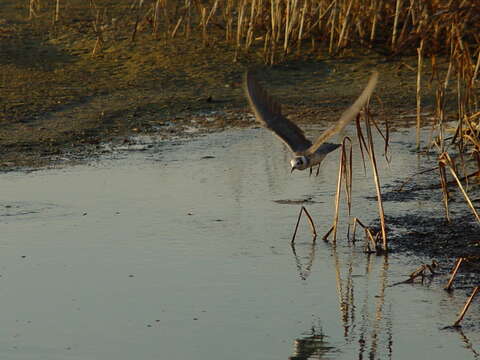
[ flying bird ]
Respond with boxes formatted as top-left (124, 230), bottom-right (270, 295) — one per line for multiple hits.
top-left (244, 71), bottom-right (378, 173)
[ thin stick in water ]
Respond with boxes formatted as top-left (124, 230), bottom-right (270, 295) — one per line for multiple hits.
top-left (444, 257), bottom-right (463, 291)
top-left (291, 206), bottom-right (317, 244)
top-left (453, 286), bottom-right (480, 327)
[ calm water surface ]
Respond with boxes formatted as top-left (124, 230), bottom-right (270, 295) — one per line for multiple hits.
top-left (0, 127), bottom-right (478, 359)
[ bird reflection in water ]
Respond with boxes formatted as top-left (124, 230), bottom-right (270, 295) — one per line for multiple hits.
top-left (289, 325), bottom-right (337, 360)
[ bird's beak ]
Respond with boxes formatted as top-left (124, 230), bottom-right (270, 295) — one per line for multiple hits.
top-left (290, 167), bottom-right (295, 174)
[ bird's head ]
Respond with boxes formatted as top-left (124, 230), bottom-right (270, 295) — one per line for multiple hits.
top-left (290, 156), bottom-right (309, 172)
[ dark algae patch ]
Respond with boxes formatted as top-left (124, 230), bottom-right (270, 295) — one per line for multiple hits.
top-left (387, 214), bottom-right (480, 262)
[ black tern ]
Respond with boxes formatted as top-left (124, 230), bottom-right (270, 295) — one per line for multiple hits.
top-left (244, 71), bottom-right (378, 173)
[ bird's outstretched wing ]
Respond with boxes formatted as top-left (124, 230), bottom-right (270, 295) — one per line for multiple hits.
top-left (244, 71), bottom-right (312, 153)
top-left (306, 71), bottom-right (379, 155)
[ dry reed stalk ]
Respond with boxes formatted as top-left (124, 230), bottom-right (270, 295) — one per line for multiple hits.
top-left (323, 141), bottom-right (347, 243)
top-left (364, 227), bottom-right (378, 253)
top-left (337, 0), bottom-right (353, 51)
top-left (130, 0), bottom-right (144, 42)
top-left (269, 0), bottom-right (281, 64)
top-left (355, 116), bottom-right (368, 175)
top-left (438, 159), bottom-right (451, 222)
top-left (453, 286), bottom-right (480, 327)
top-left (201, 6), bottom-right (207, 46)
top-left (304, 1), bottom-right (335, 37)
top-left (153, 0), bottom-right (161, 36)
top-left (391, 0), bottom-right (402, 50)
top-left (429, 55), bottom-right (438, 85)
top-left (296, 1), bottom-right (307, 56)
top-left (473, 49), bottom-right (480, 86)
top-left (245, 0), bottom-right (256, 50)
top-left (283, 0), bottom-right (291, 55)
top-left (234, 0), bottom-right (246, 62)
top-left (350, 217), bottom-right (377, 246)
top-left (225, 0), bottom-right (233, 41)
top-left (283, 0), bottom-right (300, 57)
top-left (205, 0), bottom-right (219, 27)
top-left (54, 0), bottom-right (60, 23)
top-left (328, 0), bottom-right (337, 55)
top-left (369, 0), bottom-right (379, 43)
top-left (162, 0), bottom-right (170, 36)
top-left (184, 0), bottom-right (191, 39)
top-left (365, 111), bottom-right (388, 252)
top-left (433, 85), bottom-right (447, 154)
top-left (343, 137), bottom-right (353, 218)
top-left (439, 152), bottom-right (480, 223)
top-left (171, 16), bottom-right (183, 38)
top-left (368, 107), bottom-right (391, 162)
top-left (416, 38), bottom-right (424, 149)
top-left (263, 30), bottom-right (271, 63)
top-left (92, 8), bottom-right (105, 56)
top-left (351, 217), bottom-right (359, 242)
top-left (291, 206), bottom-right (317, 244)
top-left (444, 257), bottom-right (464, 291)
top-left (397, 0), bottom-right (413, 46)
top-left (29, 0), bottom-right (41, 20)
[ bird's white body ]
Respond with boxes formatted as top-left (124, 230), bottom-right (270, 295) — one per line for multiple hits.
top-left (290, 142), bottom-right (341, 171)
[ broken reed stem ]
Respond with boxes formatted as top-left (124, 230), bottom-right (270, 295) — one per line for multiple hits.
top-left (444, 257), bottom-right (464, 291)
top-left (291, 206), bottom-right (317, 244)
top-left (350, 217), bottom-right (378, 252)
top-left (389, 261), bottom-right (438, 286)
top-left (351, 217), bottom-right (367, 243)
top-left (416, 39), bottom-right (424, 149)
top-left (453, 286), bottom-right (480, 327)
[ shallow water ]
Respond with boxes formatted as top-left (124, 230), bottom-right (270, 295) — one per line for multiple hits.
top-left (0, 127), bottom-right (478, 360)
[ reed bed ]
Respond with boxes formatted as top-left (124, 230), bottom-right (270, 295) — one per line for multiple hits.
top-left (26, 1), bottom-right (480, 64)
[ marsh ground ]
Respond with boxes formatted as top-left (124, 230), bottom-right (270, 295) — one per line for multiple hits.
top-left (1, 0), bottom-right (439, 169)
